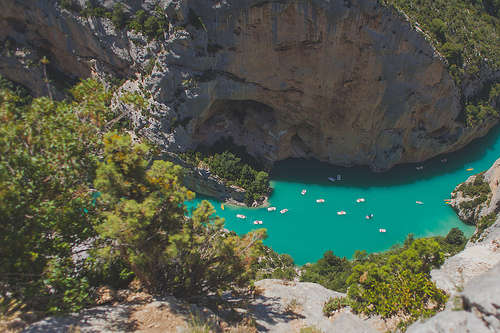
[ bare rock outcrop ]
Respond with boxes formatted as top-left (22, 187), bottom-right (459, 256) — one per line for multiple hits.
top-left (408, 262), bottom-right (500, 333)
top-left (1, 0), bottom-right (499, 172)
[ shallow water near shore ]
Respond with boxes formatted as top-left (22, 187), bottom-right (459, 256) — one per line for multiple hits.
top-left (186, 124), bottom-right (500, 265)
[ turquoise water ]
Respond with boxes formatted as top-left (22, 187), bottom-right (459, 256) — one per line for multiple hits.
top-left (187, 124), bottom-right (500, 265)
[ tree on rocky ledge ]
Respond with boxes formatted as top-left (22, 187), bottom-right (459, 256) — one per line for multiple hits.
top-left (94, 132), bottom-right (267, 298)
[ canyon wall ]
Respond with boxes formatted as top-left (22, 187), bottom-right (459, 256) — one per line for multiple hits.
top-left (0, 0), bottom-right (498, 172)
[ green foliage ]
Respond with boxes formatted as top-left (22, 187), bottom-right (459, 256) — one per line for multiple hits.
top-left (94, 132), bottom-right (267, 298)
top-left (346, 239), bottom-right (447, 318)
top-left (0, 79), bottom-right (111, 312)
top-left (456, 173), bottom-right (491, 209)
top-left (80, 1), bottom-right (111, 19)
top-left (300, 250), bottom-right (353, 292)
top-left (381, 0), bottom-right (500, 74)
top-left (184, 148), bottom-right (270, 205)
top-left (471, 212), bottom-right (498, 242)
top-left (128, 9), bottom-right (167, 41)
top-left (144, 58), bottom-right (157, 76)
top-left (323, 297), bottom-right (353, 316)
top-left (252, 247), bottom-right (297, 280)
top-left (111, 4), bottom-right (129, 30)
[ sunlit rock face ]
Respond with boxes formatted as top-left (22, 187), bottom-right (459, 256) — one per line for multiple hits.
top-left (1, 0), bottom-right (497, 171)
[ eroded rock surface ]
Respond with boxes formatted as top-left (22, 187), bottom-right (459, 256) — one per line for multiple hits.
top-left (1, 0), bottom-right (498, 172)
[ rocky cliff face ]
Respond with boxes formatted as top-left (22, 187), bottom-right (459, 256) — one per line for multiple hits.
top-left (0, 0), bottom-right (498, 172)
top-left (408, 158), bottom-right (500, 332)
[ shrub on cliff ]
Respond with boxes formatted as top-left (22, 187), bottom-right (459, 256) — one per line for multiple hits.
top-left (93, 132), bottom-right (267, 298)
top-left (347, 239), bottom-right (447, 318)
top-left (0, 79), bottom-right (111, 313)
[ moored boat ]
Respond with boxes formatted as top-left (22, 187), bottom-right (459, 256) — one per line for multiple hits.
top-left (316, 199), bottom-right (325, 203)
top-left (301, 189), bottom-right (307, 195)
top-left (467, 167), bottom-right (474, 171)
top-left (236, 214), bottom-right (247, 219)
top-left (253, 220), bottom-right (263, 225)
top-left (379, 228), bottom-right (386, 233)
top-left (280, 208), bottom-right (288, 214)
top-left (328, 177), bottom-right (336, 182)
top-left (416, 201), bottom-right (423, 204)
top-left (356, 198), bottom-right (365, 203)
top-left (366, 214), bottom-right (373, 219)
top-left (337, 210), bottom-right (346, 215)
top-left (337, 174), bottom-right (341, 180)
top-left (267, 206), bottom-right (276, 211)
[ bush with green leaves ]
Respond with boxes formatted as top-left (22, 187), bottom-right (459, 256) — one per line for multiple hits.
top-left (94, 132), bottom-right (268, 298)
top-left (347, 239), bottom-right (447, 318)
top-left (471, 212), bottom-right (498, 242)
top-left (0, 78), bottom-right (111, 312)
top-left (300, 250), bottom-right (353, 292)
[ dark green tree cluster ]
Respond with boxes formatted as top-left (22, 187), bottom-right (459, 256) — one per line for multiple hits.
top-left (300, 250), bottom-right (352, 292)
top-left (203, 151), bottom-right (270, 204)
top-left (75, 2), bottom-right (168, 41)
top-left (0, 78), bottom-right (267, 314)
top-left (454, 172), bottom-right (492, 209)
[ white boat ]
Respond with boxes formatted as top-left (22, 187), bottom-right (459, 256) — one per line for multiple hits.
top-left (366, 214), bottom-right (373, 219)
top-left (441, 158), bottom-right (447, 162)
top-left (253, 220), bottom-right (263, 225)
top-left (379, 228), bottom-right (386, 233)
top-left (236, 214), bottom-right (247, 219)
top-left (267, 207), bottom-right (276, 211)
top-left (416, 201), bottom-right (424, 204)
top-left (416, 166), bottom-right (424, 170)
top-left (280, 208), bottom-right (288, 214)
top-left (316, 199), bottom-right (325, 203)
top-left (328, 177), bottom-right (336, 182)
top-left (301, 189), bottom-right (307, 195)
top-left (356, 198), bottom-right (365, 203)
top-left (337, 174), bottom-right (341, 180)
top-left (337, 210), bottom-right (346, 215)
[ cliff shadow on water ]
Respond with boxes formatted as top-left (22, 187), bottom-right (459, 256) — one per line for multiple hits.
top-left (269, 123), bottom-right (500, 188)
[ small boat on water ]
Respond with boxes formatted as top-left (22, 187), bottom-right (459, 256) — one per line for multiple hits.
top-left (316, 199), bottom-right (325, 203)
top-left (441, 159), bottom-right (448, 162)
top-left (301, 189), bottom-right (307, 195)
top-left (416, 201), bottom-right (424, 204)
top-left (328, 177), bottom-right (336, 182)
top-left (379, 228), bottom-right (387, 233)
top-left (337, 210), bottom-right (346, 215)
top-left (337, 174), bottom-right (341, 180)
top-left (236, 214), bottom-right (247, 219)
top-left (366, 214), bottom-right (373, 219)
top-left (467, 167), bottom-right (474, 171)
top-left (416, 166), bottom-right (424, 170)
top-left (280, 208), bottom-right (288, 214)
top-left (267, 206), bottom-right (276, 211)
top-left (221, 203), bottom-right (225, 210)
top-left (253, 220), bottom-right (263, 225)
top-left (356, 198), bottom-right (365, 203)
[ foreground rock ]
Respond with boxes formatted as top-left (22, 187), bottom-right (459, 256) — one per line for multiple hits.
top-left (408, 262), bottom-right (500, 333)
top-left (1, 0), bottom-right (498, 172)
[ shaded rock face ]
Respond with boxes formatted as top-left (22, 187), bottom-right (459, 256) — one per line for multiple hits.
top-left (0, 0), bottom-right (497, 171)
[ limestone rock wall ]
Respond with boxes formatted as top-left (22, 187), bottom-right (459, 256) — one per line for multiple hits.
top-left (0, 0), bottom-right (498, 171)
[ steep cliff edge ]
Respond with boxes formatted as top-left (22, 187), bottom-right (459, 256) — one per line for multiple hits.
top-left (408, 158), bottom-right (500, 332)
top-left (0, 0), bottom-right (498, 172)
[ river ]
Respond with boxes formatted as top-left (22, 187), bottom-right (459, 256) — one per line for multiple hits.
top-left (186, 124), bottom-right (500, 265)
